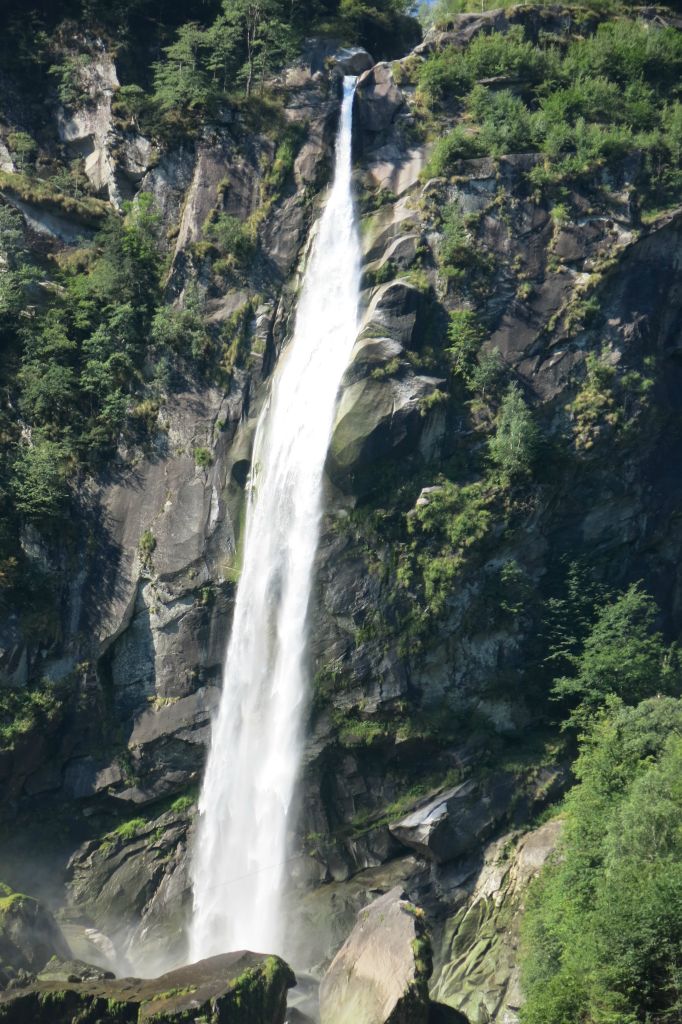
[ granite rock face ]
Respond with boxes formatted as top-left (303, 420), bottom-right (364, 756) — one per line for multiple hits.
top-left (319, 886), bottom-right (432, 1024)
top-left (2, 10), bottom-right (682, 1023)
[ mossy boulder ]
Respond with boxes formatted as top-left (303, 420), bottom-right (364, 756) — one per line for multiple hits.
top-left (0, 950), bottom-right (295, 1023)
top-left (319, 886), bottom-right (432, 1024)
top-left (0, 885), bottom-right (70, 988)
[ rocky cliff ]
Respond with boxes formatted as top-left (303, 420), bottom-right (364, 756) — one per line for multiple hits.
top-left (1, 4), bottom-right (682, 1021)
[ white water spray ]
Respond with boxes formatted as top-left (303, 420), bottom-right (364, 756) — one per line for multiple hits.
top-left (189, 77), bottom-right (360, 960)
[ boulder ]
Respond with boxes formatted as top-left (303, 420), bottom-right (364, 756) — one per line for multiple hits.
top-left (0, 951), bottom-right (295, 1023)
top-left (36, 958), bottom-right (114, 984)
top-left (332, 47), bottom-right (375, 76)
top-left (362, 280), bottom-right (429, 348)
top-left (389, 776), bottom-right (516, 864)
top-left (355, 63), bottom-right (404, 136)
top-left (327, 370), bottom-right (445, 491)
top-left (319, 886), bottom-right (432, 1024)
top-left (65, 806), bottom-right (192, 974)
top-left (0, 886), bottom-right (71, 988)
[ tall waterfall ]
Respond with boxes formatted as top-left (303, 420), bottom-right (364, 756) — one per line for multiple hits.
top-left (189, 76), bottom-right (360, 960)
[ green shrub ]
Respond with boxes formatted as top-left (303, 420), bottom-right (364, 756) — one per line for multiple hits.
top-left (49, 55), bottom-right (90, 108)
top-left (194, 446), bottom-right (213, 468)
top-left (150, 286), bottom-right (209, 361)
top-left (7, 131), bottom-right (37, 172)
top-left (469, 347), bottom-right (507, 401)
top-left (424, 126), bottom-right (483, 177)
top-left (467, 85), bottom-right (536, 156)
top-left (12, 439), bottom-right (72, 523)
top-left (488, 383), bottom-right (540, 478)
top-left (417, 46), bottom-right (472, 104)
top-left (139, 529), bottom-right (156, 563)
top-left (204, 213), bottom-right (254, 266)
top-left (552, 584), bottom-right (678, 723)
top-left (0, 682), bottom-right (62, 750)
top-left (438, 205), bottom-right (470, 278)
top-left (521, 697), bottom-right (682, 1024)
top-left (446, 309), bottom-right (486, 378)
top-left (465, 24), bottom-right (557, 84)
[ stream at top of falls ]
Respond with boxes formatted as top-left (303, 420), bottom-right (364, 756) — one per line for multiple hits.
top-left (188, 76), bottom-right (361, 962)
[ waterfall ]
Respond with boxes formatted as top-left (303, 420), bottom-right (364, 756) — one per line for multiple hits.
top-left (188, 76), bottom-right (360, 961)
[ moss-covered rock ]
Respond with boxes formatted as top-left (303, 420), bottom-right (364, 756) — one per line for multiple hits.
top-left (0, 951), bottom-right (295, 1023)
top-left (0, 885), bottom-right (70, 988)
top-left (319, 886), bottom-right (432, 1024)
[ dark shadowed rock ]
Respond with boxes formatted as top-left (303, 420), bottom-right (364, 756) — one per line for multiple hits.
top-left (0, 951), bottom-right (295, 1023)
top-left (319, 886), bottom-right (432, 1024)
top-left (0, 887), bottom-right (71, 988)
top-left (356, 63), bottom-right (404, 136)
top-left (389, 777), bottom-right (516, 864)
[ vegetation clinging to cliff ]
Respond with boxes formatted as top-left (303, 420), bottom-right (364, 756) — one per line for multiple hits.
top-left (521, 697), bottom-right (682, 1024)
top-left (420, 18), bottom-right (682, 211)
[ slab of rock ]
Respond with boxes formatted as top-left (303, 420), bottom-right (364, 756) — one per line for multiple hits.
top-left (389, 776), bottom-right (516, 864)
top-left (328, 371), bottom-right (444, 490)
top-left (0, 886), bottom-right (71, 988)
top-left (356, 63), bottom-right (404, 136)
top-left (36, 957), bottom-right (114, 983)
top-left (0, 951), bottom-right (294, 1023)
top-left (319, 886), bottom-right (432, 1024)
top-left (431, 819), bottom-right (564, 1024)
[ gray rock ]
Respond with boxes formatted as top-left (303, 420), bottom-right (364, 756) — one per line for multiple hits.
top-left (356, 63), bottom-right (404, 136)
top-left (319, 886), bottom-right (431, 1024)
top-left (36, 957), bottom-right (114, 983)
top-left (431, 820), bottom-right (564, 1023)
top-left (0, 887), bottom-right (71, 987)
top-left (362, 279), bottom-right (428, 347)
top-left (389, 776), bottom-right (516, 864)
top-left (332, 47), bottom-right (375, 75)
top-left (66, 807), bottom-right (193, 974)
top-left (328, 369), bottom-right (444, 490)
top-left (0, 951), bottom-right (295, 1023)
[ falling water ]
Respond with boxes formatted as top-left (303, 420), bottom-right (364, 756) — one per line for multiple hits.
top-left (189, 77), bottom-right (360, 960)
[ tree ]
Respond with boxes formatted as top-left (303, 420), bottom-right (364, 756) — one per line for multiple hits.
top-left (469, 348), bottom-right (506, 401)
top-left (153, 22), bottom-right (213, 112)
top-left (12, 438), bottom-right (72, 522)
top-left (552, 583), bottom-right (678, 722)
top-left (521, 699), bottom-right (682, 1024)
top-left (446, 309), bottom-right (486, 379)
top-left (488, 383), bottom-right (540, 478)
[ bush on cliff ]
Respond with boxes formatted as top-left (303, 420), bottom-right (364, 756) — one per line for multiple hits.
top-left (521, 697), bottom-right (682, 1024)
top-left (552, 583), bottom-right (680, 725)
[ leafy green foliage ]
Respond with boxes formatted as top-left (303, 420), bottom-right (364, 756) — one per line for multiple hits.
top-left (552, 584), bottom-right (679, 725)
top-left (12, 440), bottom-right (73, 523)
top-left (521, 697), bottom-right (682, 1024)
top-left (0, 681), bottom-right (62, 750)
top-left (7, 132), bottom-right (37, 172)
top-left (446, 309), bottom-right (486, 378)
top-left (149, 0), bottom-right (417, 116)
top-left (488, 383), bottom-right (540, 478)
top-left (203, 212), bottom-right (255, 268)
top-left (566, 348), bottom-right (654, 451)
top-left (423, 126), bottom-right (483, 177)
top-left (417, 18), bottom-right (682, 205)
top-left (48, 54), bottom-right (90, 108)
